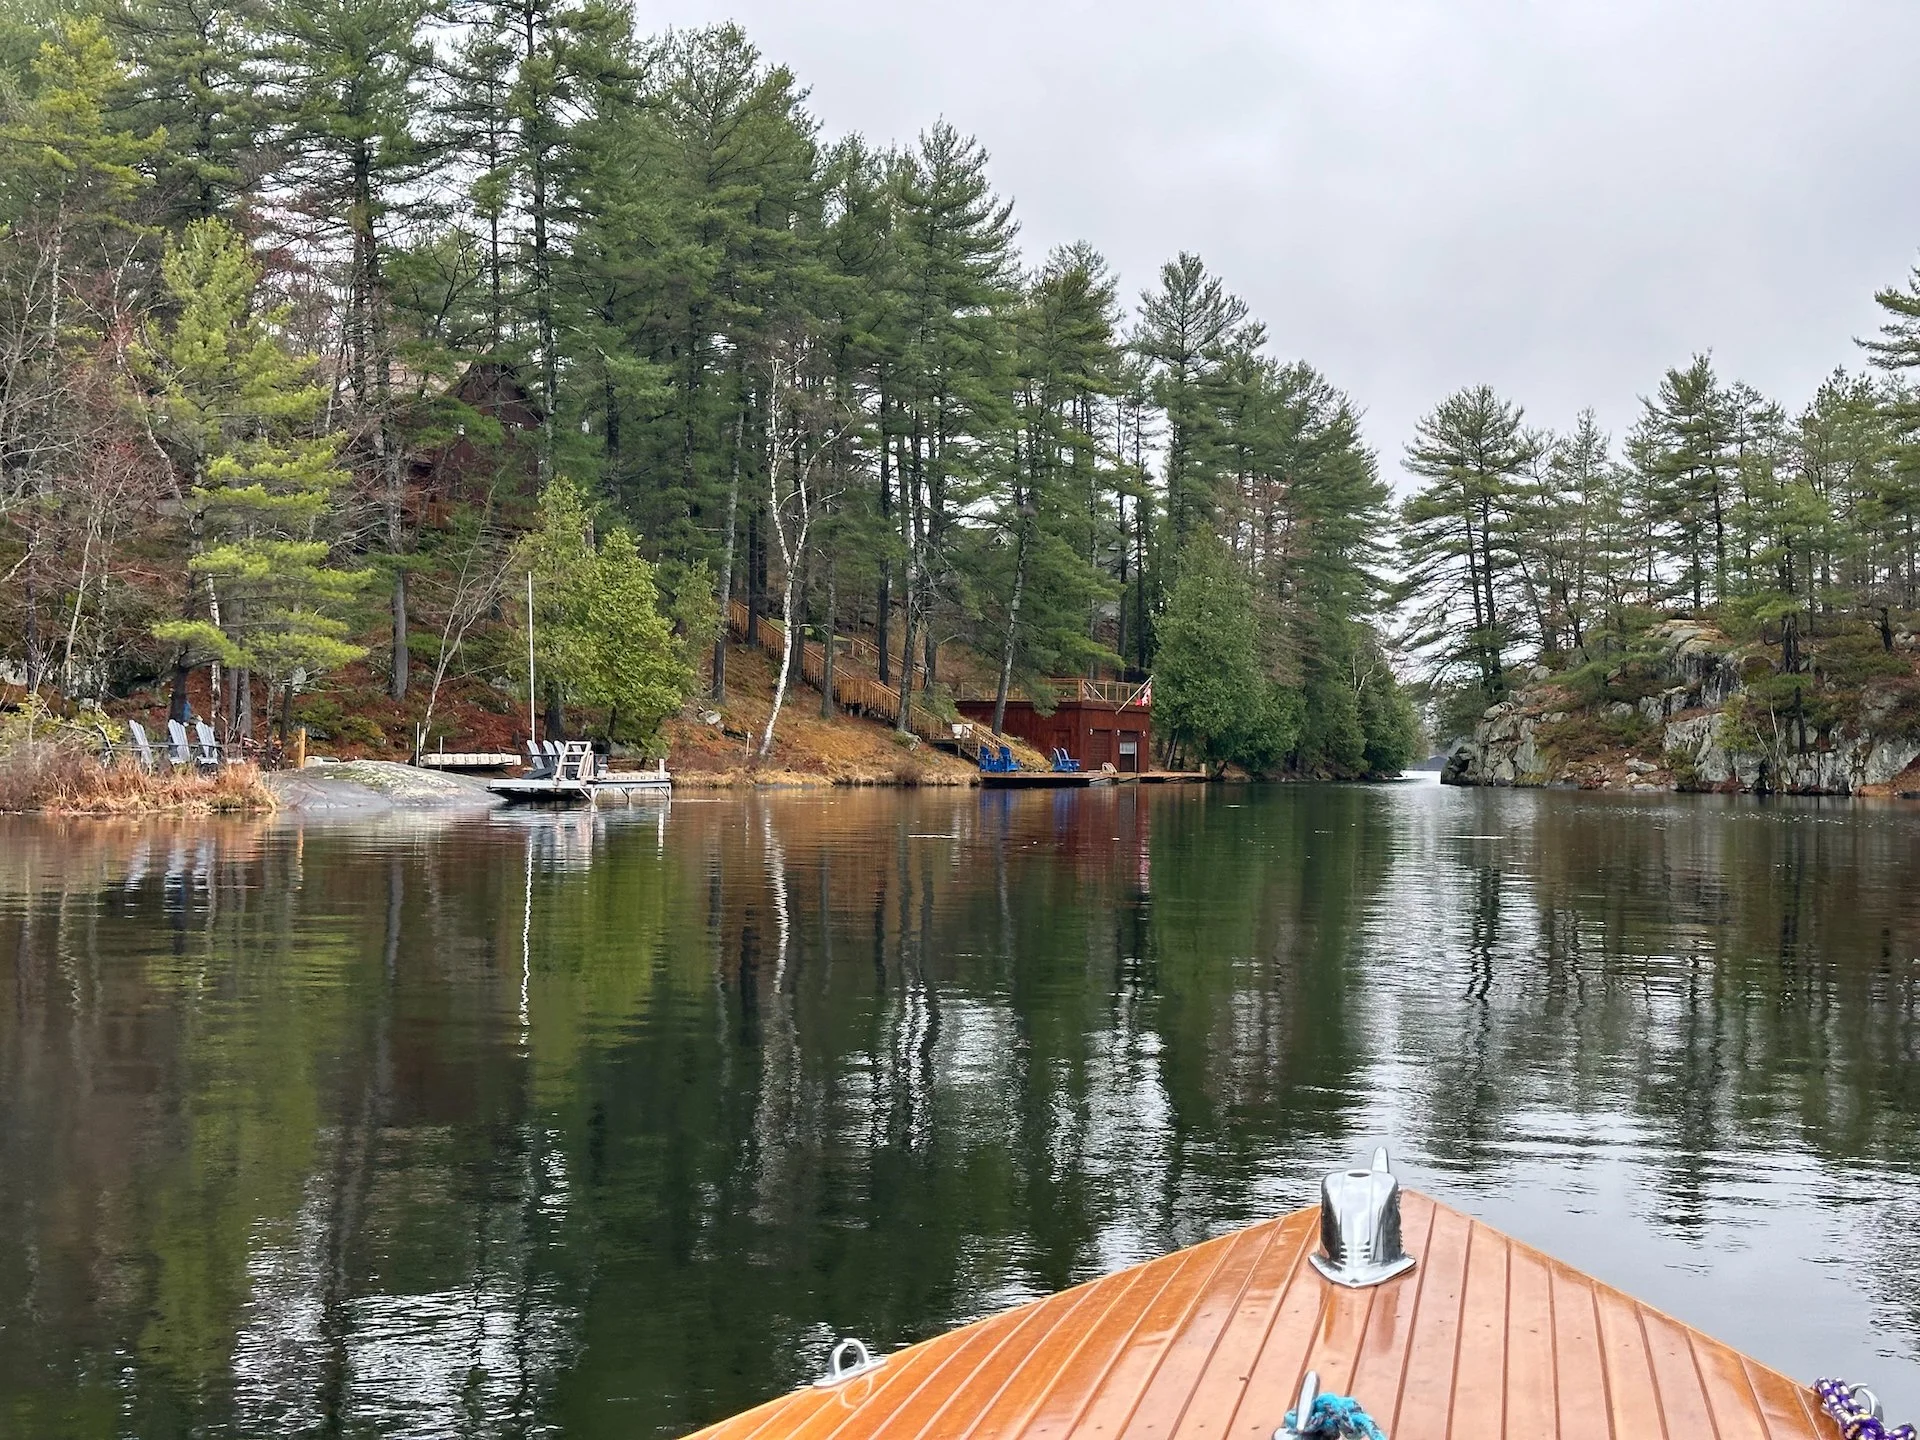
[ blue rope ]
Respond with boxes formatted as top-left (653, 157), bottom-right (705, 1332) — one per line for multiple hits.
top-left (1282, 1393), bottom-right (1388, 1439)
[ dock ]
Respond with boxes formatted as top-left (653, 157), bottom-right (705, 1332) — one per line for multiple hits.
top-left (684, 1171), bottom-right (1830, 1440)
top-left (417, 750), bottom-right (518, 773)
top-left (591, 765), bottom-right (673, 803)
top-left (484, 775), bottom-right (594, 803)
top-left (979, 772), bottom-right (1116, 789)
top-left (978, 770), bottom-right (1207, 788)
top-left (487, 743), bottom-right (672, 805)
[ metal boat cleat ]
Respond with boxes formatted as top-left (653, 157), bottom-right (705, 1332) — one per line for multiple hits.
top-left (1274, 1369), bottom-right (1321, 1440)
top-left (813, 1337), bottom-right (885, 1388)
top-left (1309, 1147), bottom-right (1416, 1288)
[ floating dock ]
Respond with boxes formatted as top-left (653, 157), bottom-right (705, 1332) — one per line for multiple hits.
top-left (418, 750), bottom-right (518, 773)
top-left (684, 1185), bottom-right (1830, 1440)
top-left (487, 744), bottom-right (671, 805)
top-left (485, 776), bottom-right (594, 803)
top-left (591, 767), bottom-right (673, 802)
top-left (979, 770), bottom-right (1205, 788)
top-left (979, 772), bottom-right (1116, 789)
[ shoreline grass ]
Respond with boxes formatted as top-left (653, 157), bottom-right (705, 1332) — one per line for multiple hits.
top-left (0, 741), bottom-right (275, 815)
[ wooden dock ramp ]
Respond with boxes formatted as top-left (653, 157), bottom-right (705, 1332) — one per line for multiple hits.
top-left (684, 1193), bottom-right (1826, 1439)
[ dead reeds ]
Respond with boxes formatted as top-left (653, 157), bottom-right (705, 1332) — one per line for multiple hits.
top-left (0, 736), bottom-right (275, 814)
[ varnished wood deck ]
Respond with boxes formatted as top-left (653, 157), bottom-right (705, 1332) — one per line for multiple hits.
top-left (685, 1193), bottom-right (1827, 1440)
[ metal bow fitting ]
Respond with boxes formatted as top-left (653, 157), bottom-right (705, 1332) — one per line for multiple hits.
top-left (1311, 1147), bottom-right (1416, 1289)
top-left (813, 1337), bottom-right (884, 1389)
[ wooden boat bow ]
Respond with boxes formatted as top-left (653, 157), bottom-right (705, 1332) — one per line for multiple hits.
top-left (684, 1190), bottom-right (1829, 1439)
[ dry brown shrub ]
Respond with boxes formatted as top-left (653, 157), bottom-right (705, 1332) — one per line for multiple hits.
top-left (0, 737), bottom-right (274, 814)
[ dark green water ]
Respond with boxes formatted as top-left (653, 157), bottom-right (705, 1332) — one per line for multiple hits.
top-left (2, 780), bottom-right (1918, 1437)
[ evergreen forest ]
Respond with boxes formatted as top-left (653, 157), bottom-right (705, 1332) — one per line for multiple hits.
top-left (1399, 312), bottom-right (1920, 746)
top-left (0, 4), bottom-right (1417, 775)
top-left (6, 1), bottom-right (1920, 775)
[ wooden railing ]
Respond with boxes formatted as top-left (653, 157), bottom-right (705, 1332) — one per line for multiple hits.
top-left (1050, 678), bottom-right (1148, 706)
top-left (948, 677), bottom-right (1151, 709)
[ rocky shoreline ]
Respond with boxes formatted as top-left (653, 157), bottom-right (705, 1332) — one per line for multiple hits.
top-left (265, 757), bottom-right (985, 815)
top-left (1444, 620), bottom-right (1920, 797)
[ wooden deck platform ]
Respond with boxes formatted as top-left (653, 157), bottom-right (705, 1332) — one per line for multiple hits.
top-left (593, 771), bottom-right (672, 804)
top-left (684, 1192), bottom-right (1826, 1440)
top-left (595, 771), bottom-right (672, 791)
top-left (418, 750), bottom-right (518, 772)
top-left (485, 776), bottom-right (594, 803)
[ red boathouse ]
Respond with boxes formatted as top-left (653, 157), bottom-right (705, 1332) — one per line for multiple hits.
top-left (955, 680), bottom-right (1153, 772)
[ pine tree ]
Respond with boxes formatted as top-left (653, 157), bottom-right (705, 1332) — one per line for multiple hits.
top-left (493, 0), bottom-right (632, 480)
top-left (633, 24), bottom-right (816, 553)
top-left (888, 120), bottom-right (1017, 727)
top-left (815, 134), bottom-right (904, 693)
top-left (1862, 259), bottom-right (1920, 605)
top-left (1270, 364), bottom-right (1401, 775)
top-left (436, 10), bottom-right (520, 349)
top-left (105, 0), bottom-right (272, 222)
top-left (1724, 402), bottom-right (1820, 679)
top-left (987, 244), bottom-right (1123, 732)
top-left (1537, 410), bottom-right (1630, 651)
top-left (807, 134), bottom-right (897, 713)
top-left (1133, 253), bottom-right (1250, 560)
top-left (1151, 535), bottom-right (1293, 774)
top-left (1398, 385), bottom-right (1543, 723)
top-left (1630, 354), bottom-right (1737, 610)
top-left (140, 219), bottom-right (367, 738)
top-left (554, 35), bottom-right (669, 512)
top-left (276, 0), bottom-right (439, 699)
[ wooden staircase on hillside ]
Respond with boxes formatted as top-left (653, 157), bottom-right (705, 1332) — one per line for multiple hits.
top-left (724, 601), bottom-right (993, 759)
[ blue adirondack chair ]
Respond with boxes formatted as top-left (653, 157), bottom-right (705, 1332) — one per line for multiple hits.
top-left (977, 743), bottom-right (1019, 774)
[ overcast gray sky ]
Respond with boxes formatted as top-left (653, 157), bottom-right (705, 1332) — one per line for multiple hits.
top-left (666, 0), bottom-right (1920, 479)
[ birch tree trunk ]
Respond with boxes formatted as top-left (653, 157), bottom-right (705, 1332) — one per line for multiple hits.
top-left (761, 555), bottom-right (802, 759)
top-left (712, 403), bottom-right (745, 700)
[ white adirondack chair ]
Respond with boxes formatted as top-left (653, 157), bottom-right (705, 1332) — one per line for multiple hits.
top-left (127, 721), bottom-right (158, 773)
top-left (165, 720), bottom-right (194, 769)
top-left (193, 721), bottom-right (224, 767)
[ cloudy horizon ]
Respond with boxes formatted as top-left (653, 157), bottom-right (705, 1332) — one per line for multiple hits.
top-left (666, 0), bottom-right (1920, 479)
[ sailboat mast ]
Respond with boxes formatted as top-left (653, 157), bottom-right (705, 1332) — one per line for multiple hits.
top-left (527, 571), bottom-right (537, 742)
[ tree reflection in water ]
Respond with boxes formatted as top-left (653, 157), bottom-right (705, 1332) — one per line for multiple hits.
top-left (0, 782), bottom-right (1916, 1436)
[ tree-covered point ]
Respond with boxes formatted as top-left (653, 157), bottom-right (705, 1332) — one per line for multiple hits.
top-left (0, 8), bottom-right (1415, 776)
top-left (1398, 304), bottom-right (1920, 741)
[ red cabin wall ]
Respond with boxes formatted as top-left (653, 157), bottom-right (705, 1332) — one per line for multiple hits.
top-left (955, 699), bottom-right (1151, 772)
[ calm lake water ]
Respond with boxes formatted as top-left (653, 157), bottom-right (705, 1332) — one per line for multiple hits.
top-left (3, 780), bottom-right (1918, 1436)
